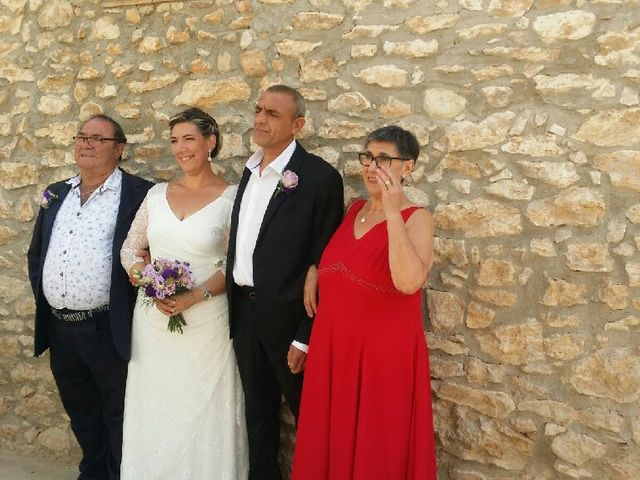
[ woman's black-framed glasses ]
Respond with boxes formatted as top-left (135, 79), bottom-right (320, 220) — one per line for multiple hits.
top-left (358, 152), bottom-right (412, 168)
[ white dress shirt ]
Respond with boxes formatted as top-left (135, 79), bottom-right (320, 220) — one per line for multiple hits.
top-left (233, 140), bottom-right (296, 287)
top-left (42, 169), bottom-right (122, 310)
top-left (233, 140), bottom-right (308, 352)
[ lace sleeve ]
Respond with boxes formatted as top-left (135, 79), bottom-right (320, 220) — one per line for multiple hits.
top-left (120, 191), bottom-right (151, 273)
top-left (217, 211), bottom-right (232, 274)
top-left (215, 185), bottom-right (238, 276)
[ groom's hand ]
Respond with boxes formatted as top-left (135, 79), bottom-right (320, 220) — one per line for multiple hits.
top-left (287, 345), bottom-right (307, 374)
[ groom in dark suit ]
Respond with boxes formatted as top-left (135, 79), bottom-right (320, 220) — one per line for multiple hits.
top-left (28, 114), bottom-right (153, 480)
top-left (227, 85), bottom-right (344, 479)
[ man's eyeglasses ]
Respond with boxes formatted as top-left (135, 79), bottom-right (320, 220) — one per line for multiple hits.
top-left (73, 135), bottom-right (118, 145)
top-left (358, 152), bottom-right (412, 168)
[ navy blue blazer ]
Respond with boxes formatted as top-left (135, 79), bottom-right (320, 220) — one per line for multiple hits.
top-left (226, 143), bottom-right (344, 351)
top-left (28, 168), bottom-right (153, 361)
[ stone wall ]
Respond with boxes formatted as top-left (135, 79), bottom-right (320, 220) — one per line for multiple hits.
top-left (1, 0), bottom-right (639, 478)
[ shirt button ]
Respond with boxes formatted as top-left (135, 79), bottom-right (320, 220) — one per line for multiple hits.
top-left (59, 272), bottom-right (63, 277)
top-left (63, 250), bottom-right (67, 254)
top-left (61, 294), bottom-right (65, 298)
top-left (76, 212), bottom-right (80, 217)
top-left (69, 230), bottom-right (73, 234)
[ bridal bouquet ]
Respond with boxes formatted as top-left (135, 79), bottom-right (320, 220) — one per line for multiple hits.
top-left (133, 258), bottom-right (194, 334)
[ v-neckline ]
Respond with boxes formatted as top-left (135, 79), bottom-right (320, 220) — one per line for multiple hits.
top-left (353, 201), bottom-right (386, 241)
top-left (164, 184), bottom-right (231, 223)
top-left (352, 201), bottom-right (418, 241)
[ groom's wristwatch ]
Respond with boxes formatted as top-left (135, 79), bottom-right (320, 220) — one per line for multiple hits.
top-left (202, 289), bottom-right (213, 301)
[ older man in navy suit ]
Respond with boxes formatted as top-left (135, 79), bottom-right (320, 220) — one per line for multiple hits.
top-left (28, 114), bottom-right (153, 480)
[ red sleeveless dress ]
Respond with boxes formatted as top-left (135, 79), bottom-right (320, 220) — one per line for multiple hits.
top-left (292, 200), bottom-right (437, 480)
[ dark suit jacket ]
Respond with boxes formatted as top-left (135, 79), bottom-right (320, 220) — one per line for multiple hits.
top-left (226, 142), bottom-right (344, 351)
top-left (27, 168), bottom-right (153, 361)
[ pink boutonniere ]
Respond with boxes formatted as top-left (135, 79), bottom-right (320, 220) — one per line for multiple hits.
top-left (40, 189), bottom-right (59, 209)
top-left (273, 170), bottom-right (299, 198)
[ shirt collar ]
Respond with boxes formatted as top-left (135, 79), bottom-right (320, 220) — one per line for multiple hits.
top-left (103, 168), bottom-right (122, 190)
top-left (245, 140), bottom-right (297, 176)
top-left (66, 175), bottom-right (81, 188)
top-left (66, 168), bottom-right (122, 192)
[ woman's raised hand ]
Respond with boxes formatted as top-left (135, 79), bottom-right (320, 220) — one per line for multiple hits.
top-left (374, 165), bottom-right (404, 218)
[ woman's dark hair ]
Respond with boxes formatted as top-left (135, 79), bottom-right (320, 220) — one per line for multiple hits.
top-left (169, 107), bottom-right (222, 159)
top-left (365, 125), bottom-right (420, 161)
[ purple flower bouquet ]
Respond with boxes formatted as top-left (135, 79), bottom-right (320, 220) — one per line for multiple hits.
top-left (134, 258), bottom-right (194, 333)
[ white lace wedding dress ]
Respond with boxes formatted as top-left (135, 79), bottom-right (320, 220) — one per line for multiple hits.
top-left (120, 183), bottom-right (248, 480)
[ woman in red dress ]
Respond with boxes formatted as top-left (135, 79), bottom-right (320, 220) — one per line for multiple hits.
top-left (292, 126), bottom-right (437, 479)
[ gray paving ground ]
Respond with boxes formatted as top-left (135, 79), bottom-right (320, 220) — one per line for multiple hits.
top-left (0, 452), bottom-right (75, 480)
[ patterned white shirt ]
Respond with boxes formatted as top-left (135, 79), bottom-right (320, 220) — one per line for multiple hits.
top-left (42, 168), bottom-right (122, 310)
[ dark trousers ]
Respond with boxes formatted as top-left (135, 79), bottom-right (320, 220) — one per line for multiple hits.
top-left (232, 290), bottom-right (303, 480)
top-left (48, 311), bottom-right (127, 480)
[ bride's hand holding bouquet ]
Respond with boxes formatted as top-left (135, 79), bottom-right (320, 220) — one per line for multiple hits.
top-left (153, 287), bottom-right (202, 325)
top-left (130, 258), bottom-right (195, 333)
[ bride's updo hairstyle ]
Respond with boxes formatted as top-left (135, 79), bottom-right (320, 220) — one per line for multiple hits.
top-left (169, 107), bottom-right (222, 160)
top-left (364, 125), bottom-right (420, 161)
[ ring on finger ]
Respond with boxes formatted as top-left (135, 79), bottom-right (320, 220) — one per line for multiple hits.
top-left (384, 180), bottom-right (391, 186)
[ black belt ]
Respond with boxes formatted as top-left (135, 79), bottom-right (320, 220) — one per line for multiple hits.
top-left (51, 305), bottom-right (109, 322)
top-left (235, 285), bottom-right (256, 301)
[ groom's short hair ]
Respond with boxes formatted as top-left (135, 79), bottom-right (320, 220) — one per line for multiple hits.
top-left (264, 85), bottom-right (306, 119)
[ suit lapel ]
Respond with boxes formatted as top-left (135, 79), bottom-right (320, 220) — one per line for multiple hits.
top-left (227, 167), bottom-right (252, 273)
top-left (41, 182), bottom-right (72, 254)
top-left (114, 169), bottom-right (144, 235)
top-left (255, 144), bottom-right (304, 246)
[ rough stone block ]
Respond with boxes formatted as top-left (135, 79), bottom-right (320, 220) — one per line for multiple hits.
top-left (435, 198), bottom-right (522, 238)
top-left (427, 289), bottom-right (465, 332)
top-left (551, 431), bottom-right (606, 466)
top-left (353, 65), bottom-right (408, 88)
top-left (476, 319), bottom-right (544, 365)
top-left (570, 348), bottom-right (640, 403)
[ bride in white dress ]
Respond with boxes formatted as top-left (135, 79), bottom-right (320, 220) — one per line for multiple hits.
top-left (120, 108), bottom-right (248, 479)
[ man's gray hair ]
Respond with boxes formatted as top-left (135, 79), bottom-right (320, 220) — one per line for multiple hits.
top-left (264, 85), bottom-right (306, 119)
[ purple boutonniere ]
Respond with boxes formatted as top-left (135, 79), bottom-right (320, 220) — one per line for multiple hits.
top-left (273, 170), bottom-right (299, 198)
top-left (40, 189), bottom-right (59, 209)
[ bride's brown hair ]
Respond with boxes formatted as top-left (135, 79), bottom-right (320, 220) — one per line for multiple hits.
top-left (169, 107), bottom-right (222, 159)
